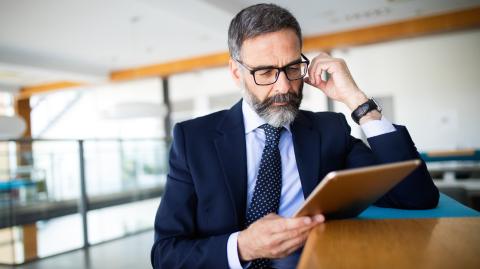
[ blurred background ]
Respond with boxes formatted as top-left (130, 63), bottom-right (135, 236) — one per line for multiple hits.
top-left (0, 0), bottom-right (479, 268)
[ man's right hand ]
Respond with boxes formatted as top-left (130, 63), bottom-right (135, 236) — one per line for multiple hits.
top-left (237, 213), bottom-right (325, 261)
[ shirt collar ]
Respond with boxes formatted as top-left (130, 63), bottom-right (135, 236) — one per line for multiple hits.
top-left (241, 99), bottom-right (291, 134)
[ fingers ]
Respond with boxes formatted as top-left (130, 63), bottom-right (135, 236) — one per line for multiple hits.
top-left (307, 57), bottom-right (326, 86)
top-left (239, 214), bottom-right (325, 260)
top-left (272, 216), bottom-right (325, 257)
top-left (308, 52), bottom-right (331, 83)
top-left (306, 53), bottom-right (347, 87)
top-left (270, 216), bottom-right (310, 232)
top-left (270, 214), bottom-right (324, 241)
top-left (262, 214), bottom-right (324, 258)
top-left (312, 214), bottom-right (325, 223)
top-left (268, 221), bottom-right (314, 244)
top-left (304, 72), bottom-right (327, 91)
top-left (270, 214), bottom-right (325, 232)
top-left (305, 52), bottom-right (363, 106)
top-left (267, 226), bottom-right (311, 258)
top-left (278, 230), bottom-right (310, 256)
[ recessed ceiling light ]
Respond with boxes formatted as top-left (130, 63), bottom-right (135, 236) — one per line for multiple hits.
top-left (344, 7), bottom-right (391, 21)
top-left (317, 10), bottom-right (335, 17)
top-left (130, 16), bottom-right (141, 24)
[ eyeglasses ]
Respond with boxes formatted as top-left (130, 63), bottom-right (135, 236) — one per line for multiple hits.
top-left (235, 54), bottom-right (310, 86)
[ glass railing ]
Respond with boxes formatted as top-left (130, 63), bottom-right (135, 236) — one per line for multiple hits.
top-left (0, 138), bottom-right (169, 265)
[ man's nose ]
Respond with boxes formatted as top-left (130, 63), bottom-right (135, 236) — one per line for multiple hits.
top-left (273, 71), bottom-right (291, 94)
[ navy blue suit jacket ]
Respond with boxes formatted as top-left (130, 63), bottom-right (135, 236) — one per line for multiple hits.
top-left (151, 100), bottom-right (439, 268)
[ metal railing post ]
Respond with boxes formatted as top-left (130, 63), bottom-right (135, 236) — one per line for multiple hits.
top-left (78, 140), bottom-right (89, 247)
top-left (162, 77), bottom-right (172, 140)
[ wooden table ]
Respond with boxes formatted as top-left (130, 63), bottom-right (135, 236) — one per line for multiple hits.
top-left (297, 217), bottom-right (480, 269)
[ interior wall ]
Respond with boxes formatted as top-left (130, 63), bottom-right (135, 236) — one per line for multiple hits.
top-left (30, 78), bottom-right (164, 139)
top-left (331, 29), bottom-right (480, 151)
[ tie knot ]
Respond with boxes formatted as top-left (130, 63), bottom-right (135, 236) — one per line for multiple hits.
top-left (260, 124), bottom-right (283, 146)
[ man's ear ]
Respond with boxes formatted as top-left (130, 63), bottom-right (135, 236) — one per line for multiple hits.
top-left (229, 59), bottom-right (242, 87)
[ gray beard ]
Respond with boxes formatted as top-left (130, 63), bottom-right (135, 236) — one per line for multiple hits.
top-left (242, 82), bottom-right (303, 128)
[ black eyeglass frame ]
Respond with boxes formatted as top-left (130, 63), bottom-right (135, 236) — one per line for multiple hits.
top-left (235, 53), bottom-right (310, 86)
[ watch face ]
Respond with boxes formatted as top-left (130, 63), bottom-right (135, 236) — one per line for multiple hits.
top-left (351, 98), bottom-right (381, 124)
top-left (360, 104), bottom-right (369, 114)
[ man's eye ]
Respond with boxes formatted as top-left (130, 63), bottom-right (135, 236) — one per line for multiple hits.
top-left (287, 64), bottom-right (301, 70)
top-left (257, 69), bottom-right (275, 76)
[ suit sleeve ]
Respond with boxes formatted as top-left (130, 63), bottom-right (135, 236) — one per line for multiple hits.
top-left (338, 114), bottom-right (439, 209)
top-left (151, 124), bottom-right (230, 269)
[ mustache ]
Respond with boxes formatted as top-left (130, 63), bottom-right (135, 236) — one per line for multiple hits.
top-left (257, 91), bottom-right (302, 111)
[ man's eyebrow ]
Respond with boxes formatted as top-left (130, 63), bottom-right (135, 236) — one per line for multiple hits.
top-left (251, 57), bottom-right (303, 70)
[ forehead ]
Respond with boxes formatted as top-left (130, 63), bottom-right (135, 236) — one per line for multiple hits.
top-left (240, 29), bottom-right (301, 66)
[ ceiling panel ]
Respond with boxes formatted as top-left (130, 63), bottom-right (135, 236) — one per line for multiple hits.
top-left (0, 0), bottom-right (479, 90)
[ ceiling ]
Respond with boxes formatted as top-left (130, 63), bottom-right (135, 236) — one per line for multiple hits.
top-left (0, 0), bottom-right (479, 92)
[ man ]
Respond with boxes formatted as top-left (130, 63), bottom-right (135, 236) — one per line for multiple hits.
top-left (151, 3), bottom-right (439, 269)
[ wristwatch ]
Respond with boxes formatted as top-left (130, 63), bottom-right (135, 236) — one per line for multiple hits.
top-left (351, 98), bottom-right (382, 124)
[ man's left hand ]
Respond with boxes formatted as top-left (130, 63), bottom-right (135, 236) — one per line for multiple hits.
top-left (304, 52), bottom-right (370, 111)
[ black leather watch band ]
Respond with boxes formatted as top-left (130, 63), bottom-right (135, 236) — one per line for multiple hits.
top-left (351, 98), bottom-right (381, 124)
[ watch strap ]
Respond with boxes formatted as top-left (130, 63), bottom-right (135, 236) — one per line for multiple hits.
top-left (351, 98), bottom-right (381, 124)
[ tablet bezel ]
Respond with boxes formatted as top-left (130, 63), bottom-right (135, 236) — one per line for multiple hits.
top-left (293, 159), bottom-right (421, 219)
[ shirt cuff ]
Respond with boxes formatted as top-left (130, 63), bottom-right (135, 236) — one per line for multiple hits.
top-left (360, 116), bottom-right (396, 138)
top-left (227, 232), bottom-right (244, 269)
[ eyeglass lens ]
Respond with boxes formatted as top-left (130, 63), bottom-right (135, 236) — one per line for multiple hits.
top-left (253, 62), bottom-right (308, 85)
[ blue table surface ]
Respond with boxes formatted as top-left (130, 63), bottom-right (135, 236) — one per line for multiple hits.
top-left (359, 193), bottom-right (480, 219)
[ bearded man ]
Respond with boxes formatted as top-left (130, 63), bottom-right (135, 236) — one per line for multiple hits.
top-left (151, 3), bottom-right (438, 269)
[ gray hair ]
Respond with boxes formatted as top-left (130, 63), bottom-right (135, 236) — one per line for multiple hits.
top-left (228, 3), bottom-right (302, 60)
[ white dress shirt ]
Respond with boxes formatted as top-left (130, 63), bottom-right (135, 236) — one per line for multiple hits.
top-left (227, 100), bottom-right (396, 269)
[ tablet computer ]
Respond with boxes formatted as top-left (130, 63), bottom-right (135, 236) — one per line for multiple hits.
top-left (293, 159), bottom-right (421, 219)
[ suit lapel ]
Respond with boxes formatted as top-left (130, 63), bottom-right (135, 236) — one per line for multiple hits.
top-left (214, 101), bottom-right (248, 228)
top-left (213, 104), bottom-right (322, 226)
top-left (291, 112), bottom-right (322, 198)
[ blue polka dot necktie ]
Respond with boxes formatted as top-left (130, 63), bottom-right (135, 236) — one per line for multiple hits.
top-left (246, 124), bottom-right (283, 269)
